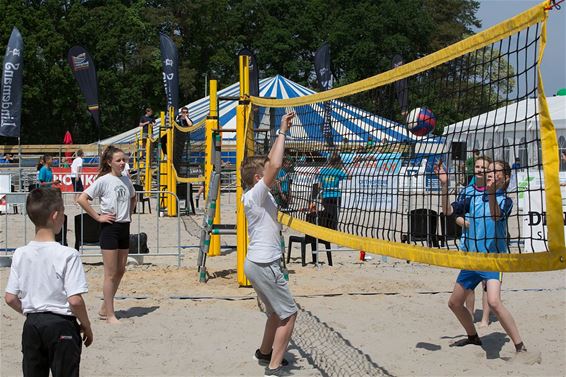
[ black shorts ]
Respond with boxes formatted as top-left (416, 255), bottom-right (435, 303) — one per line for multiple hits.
top-left (71, 177), bottom-right (84, 192)
top-left (100, 222), bottom-right (130, 250)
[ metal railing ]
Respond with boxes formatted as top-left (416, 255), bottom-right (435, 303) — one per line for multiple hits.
top-left (0, 190), bottom-right (185, 267)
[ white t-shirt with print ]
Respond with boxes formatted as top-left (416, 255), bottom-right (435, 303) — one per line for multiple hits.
top-left (243, 178), bottom-right (282, 263)
top-left (84, 173), bottom-right (135, 222)
top-left (5, 241), bottom-right (88, 316)
top-left (70, 157), bottom-right (83, 178)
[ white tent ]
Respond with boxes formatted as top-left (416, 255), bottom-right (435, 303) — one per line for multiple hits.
top-left (443, 95), bottom-right (566, 165)
top-left (100, 75), bottom-right (422, 145)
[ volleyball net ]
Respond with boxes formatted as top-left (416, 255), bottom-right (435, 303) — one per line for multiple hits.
top-left (245, 0), bottom-right (565, 272)
top-left (172, 117), bottom-right (207, 183)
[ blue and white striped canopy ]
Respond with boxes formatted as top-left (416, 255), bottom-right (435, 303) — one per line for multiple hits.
top-left (100, 75), bottom-right (416, 145)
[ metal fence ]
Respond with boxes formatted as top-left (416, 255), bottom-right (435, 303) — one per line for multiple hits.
top-left (0, 190), bottom-right (184, 267)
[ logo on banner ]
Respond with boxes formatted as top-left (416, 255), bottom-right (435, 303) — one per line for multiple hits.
top-left (7, 48), bottom-right (20, 57)
top-left (1, 62), bottom-right (21, 130)
top-left (71, 53), bottom-right (89, 71)
top-left (318, 67), bottom-right (331, 89)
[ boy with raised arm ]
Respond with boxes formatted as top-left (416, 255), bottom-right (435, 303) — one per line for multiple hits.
top-left (241, 112), bottom-right (298, 377)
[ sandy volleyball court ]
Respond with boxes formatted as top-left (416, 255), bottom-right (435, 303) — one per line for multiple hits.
top-left (0, 197), bottom-right (564, 376)
top-left (1, 244), bottom-right (565, 376)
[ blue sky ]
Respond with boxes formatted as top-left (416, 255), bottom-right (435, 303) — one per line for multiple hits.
top-left (476, 0), bottom-right (566, 96)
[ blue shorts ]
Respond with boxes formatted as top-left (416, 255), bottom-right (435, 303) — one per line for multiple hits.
top-left (456, 270), bottom-right (502, 290)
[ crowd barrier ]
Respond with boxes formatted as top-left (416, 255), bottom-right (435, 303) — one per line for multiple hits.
top-left (0, 190), bottom-right (184, 267)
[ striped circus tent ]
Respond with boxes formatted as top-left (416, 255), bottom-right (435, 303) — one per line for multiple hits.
top-left (100, 75), bottom-right (416, 145)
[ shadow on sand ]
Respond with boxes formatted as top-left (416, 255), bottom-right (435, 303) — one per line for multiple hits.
top-left (115, 306), bottom-right (159, 319)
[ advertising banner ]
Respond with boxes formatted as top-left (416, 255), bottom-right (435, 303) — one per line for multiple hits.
top-left (0, 27), bottom-right (24, 137)
top-left (52, 167), bottom-right (98, 192)
top-left (67, 46), bottom-right (101, 128)
top-left (517, 171), bottom-right (566, 252)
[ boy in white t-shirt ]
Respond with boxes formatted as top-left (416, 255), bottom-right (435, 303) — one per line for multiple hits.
top-left (4, 188), bottom-right (93, 376)
top-left (241, 112), bottom-right (297, 377)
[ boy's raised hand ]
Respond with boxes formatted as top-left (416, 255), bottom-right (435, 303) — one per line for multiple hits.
top-left (280, 112), bottom-right (296, 133)
top-left (433, 162), bottom-right (448, 185)
top-left (486, 172), bottom-right (497, 193)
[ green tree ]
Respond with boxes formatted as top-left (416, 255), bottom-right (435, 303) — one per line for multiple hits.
top-left (0, 0), bottom-right (509, 145)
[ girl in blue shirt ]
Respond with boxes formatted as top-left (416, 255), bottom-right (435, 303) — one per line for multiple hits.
top-left (436, 160), bottom-right (529, 355)
top-left (37, 155), bottom-right (60, 187)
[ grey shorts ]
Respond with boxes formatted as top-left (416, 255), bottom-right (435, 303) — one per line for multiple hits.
top-left (245, 259), bottom-right (298, 320)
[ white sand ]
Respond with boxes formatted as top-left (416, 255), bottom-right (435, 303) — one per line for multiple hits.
top-left (1, 200), bottom-right (565, 376)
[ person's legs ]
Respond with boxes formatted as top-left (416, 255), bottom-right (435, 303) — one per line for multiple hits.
top-left (485, 279), bottom-right (522, 346)
top-left (47, 316), bottom-right (82, 377)
top-left (269, 312), bottom-right (297, 369)
top-left (71, 178), bottom-right (78, 204)
top-left (479, 281), bottom-right (490, 327)
top-left (465, 288), bottom-right (475, 317)
top-left (259, 313), bottom-right (279, 355)
top-left (100, 249), bottom-right (128, 324)
top-left (448, 283), bottom-right (477, 336)
top-left (22, 315), bottom-right (49, 377)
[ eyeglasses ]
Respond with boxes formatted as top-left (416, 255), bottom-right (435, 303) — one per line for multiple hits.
top-left (182, 111), bottom-right (188, 114)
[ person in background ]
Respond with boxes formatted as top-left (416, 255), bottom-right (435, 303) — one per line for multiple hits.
top-left (34, 156), bottom-right (45, 188)
top-left (318, 153), bottom-right (348, 231)
top-left (139, 107), bottom-right (155, 141)
top-left (176, 106), bottom-right (193, 128)
top-left (122, 153), bottom-right (131, 178)
top-left (511, 157), bottom-right (521, 171)
top-left (38, 155), bottom-right (60, 188)
top-left (465, 149), bottom-right (480, 184)
top-left (274, 158), bottom-right (292, 209)
top-left (139, 107), bottom-right (155, 157)
top-left (71, 149), bottom-right (85, 204)
top-left (508, 157), bottom-right (522, 192)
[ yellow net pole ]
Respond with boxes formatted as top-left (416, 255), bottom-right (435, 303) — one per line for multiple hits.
top-left (537, 3), bottom-right (565, 261)
top-left (143, 126), bottom-right (152, 194)
top-left (207, 80), bottom-right (221, 256)
top-left (237, 55), bottom-right (251, 286)
top-left (159, 112), bottom-right (167, 214)
top-left (133, 133), bottom-right (138, 172)
top-left (167, 107), bottom-right (177, 216)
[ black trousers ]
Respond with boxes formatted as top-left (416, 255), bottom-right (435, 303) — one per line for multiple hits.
top-left (321, 197), bottom-right (340, 230)
top-left (22, 313), bottom-right (82, 377)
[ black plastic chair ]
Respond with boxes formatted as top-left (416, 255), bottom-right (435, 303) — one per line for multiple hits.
top-left (74, 214), bottom-right (101, 251)
top-left (439, 212), bottom-right (462, 247)
top-left (286, 212), bottom-right (333, 266)
top-left (287, 236), bottom-right (332, 266)
top-left (133, 184), bottom-right (151, 214)
top-left (401, 208), bottom-right (439, 247)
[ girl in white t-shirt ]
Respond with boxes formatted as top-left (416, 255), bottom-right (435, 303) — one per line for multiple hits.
top-left (77, 145), bottom-right (136, 324)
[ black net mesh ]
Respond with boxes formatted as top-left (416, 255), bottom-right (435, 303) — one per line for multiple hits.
top-left (249, 22), bottom-right (551, 255)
